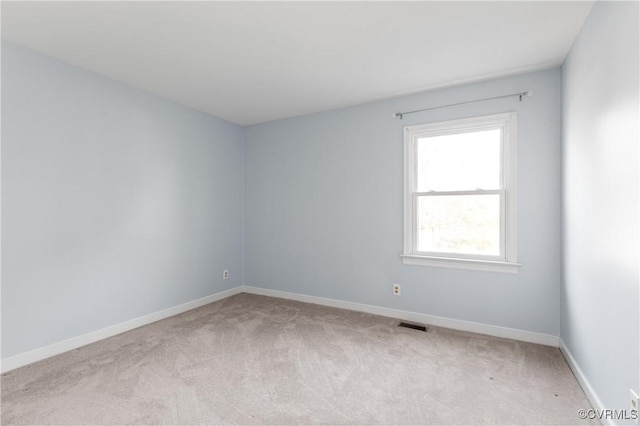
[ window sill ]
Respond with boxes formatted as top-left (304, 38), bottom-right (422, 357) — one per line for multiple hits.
top-left (401, 254), bottom-right (521, 273)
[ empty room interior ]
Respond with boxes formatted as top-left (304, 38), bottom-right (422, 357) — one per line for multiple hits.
top-left (1, 1), bottom-right (639, 425)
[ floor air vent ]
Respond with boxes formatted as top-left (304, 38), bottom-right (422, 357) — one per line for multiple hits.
top-left (397, 322), bottom-right (429, 332)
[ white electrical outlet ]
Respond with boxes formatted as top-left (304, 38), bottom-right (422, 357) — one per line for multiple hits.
top-left (393, 283), bottom-right (400, 296)
top-left (223, 269), bottom-right (229, 280)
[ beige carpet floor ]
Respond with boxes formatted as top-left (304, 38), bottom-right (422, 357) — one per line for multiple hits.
top-left (1, 293), bottom-right (595, 425)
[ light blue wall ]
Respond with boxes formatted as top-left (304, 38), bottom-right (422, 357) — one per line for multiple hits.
top-left (561, 1), bottom-right (639, 420)
top-left (1, 42), bottom-right (245, 358)
top-left (245, 69), bottom-right (562, 335)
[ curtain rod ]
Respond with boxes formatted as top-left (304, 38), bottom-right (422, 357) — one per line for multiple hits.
top-left (393, 91), bottom-right (531, 119)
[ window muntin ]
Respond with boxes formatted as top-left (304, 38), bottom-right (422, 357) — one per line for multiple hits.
top-left (402, 112), bottom-right (518, 272)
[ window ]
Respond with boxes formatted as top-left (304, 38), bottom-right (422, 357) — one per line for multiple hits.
top-left (402, 112), bottom-right (519, 273)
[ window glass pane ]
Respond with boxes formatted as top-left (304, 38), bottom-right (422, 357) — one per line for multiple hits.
top-left (416, 129), bottom-right (501, 191)
top-left (417, 194), bottom-right (500, 256)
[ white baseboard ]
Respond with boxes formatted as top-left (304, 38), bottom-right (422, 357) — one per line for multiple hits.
top-left (1, 286), bottom-right (243, 373)
top-left (242, 285), bottom-right (559, 347)
top-left (1, 285), bottom-right (560, 373)
top-left (559, 339), bottom-right (608, 426)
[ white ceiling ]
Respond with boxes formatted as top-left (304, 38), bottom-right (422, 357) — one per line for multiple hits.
top-left (2, 1), bottom-right (593, 126)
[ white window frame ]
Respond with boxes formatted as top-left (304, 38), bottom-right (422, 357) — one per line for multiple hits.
top-left (401, 112), bottom-right (520, 273)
